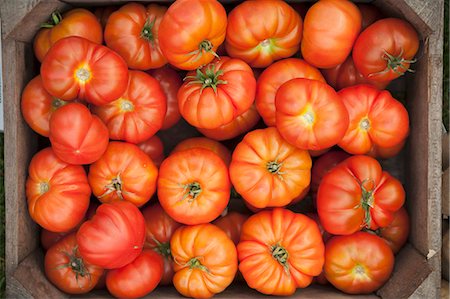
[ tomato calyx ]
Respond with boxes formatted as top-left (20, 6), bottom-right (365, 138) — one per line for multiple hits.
top-left (353, 264), bottom-right (366, 275)
top-left (150, 237), bottom-right (172, 260)
top-left (187, 257), bottom-right (209, 272)
top-left (270, 244), bottom-right (289, 273)
top-left (51, 98), bottom-right (68, 111)
top-left (360, 178), bottom-right (376, 228)
top-left (266, 158), bottom-right (285, 181)
top-left (39, 182), bottom-right (50, 194)
top-left (55, 247), bottom-right (93, 287)
top-left (369, 49), bottom-right (417, 77)
top-left (99, 173), bottom-right (128, 200)
top-left (185, 65), bottom-right (227, 95)
top-left (187, 40), bottom-right (220, 63)
top-left (41, 11), bottom-right (63, 28)
top-left (359, 118), bottom-right (371, 131)
top-left (141, 18), bottom-right (156, 43)
top-left (181, 181), bottom-right (202, 201)
top-left (119, 98), bottom-right (135, 112)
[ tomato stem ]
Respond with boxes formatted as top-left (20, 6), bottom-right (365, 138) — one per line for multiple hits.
top-left (56, 247), bottom-right (93, 288)
top-left (185, 64), bottom-right (227, 95)
top-left (359, 118), bottom-right (371, 131)
top-left (99, 173), bottom-right (127, 200)
top-left (51, 98), bottom-right (68, 110)
top-left (368, 48), bottom-right (417, 78)
top-left (41, 11), bottom-right (63, 28)
top-left (39, 182), bottom-right (50, 194)
top-left (181, 181), bottom-right (202, 202)
top-left (150, 237), bottom-right (172, 259)
top-left (141, 18), bottom-right (156, 43)
top-left (187, 257), bottom-right (209, 273)
top-left (186, 39), bottom-right (220, 63)
top-left (266, 158), bottom-right (285, 181)
top-left (360, 178), bottom-right (376, 228)
top-left (270, 244), bottom-right (289, 273)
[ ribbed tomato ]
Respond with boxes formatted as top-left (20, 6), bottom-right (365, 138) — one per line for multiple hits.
top-left (138, 135), bottom-right (165, 167)
top-left (376, 206), bottom-right (410, 254)
top-left (212, 211), bottom-right (248, 245)
top-left (172, 137), bottom-right (231, 166)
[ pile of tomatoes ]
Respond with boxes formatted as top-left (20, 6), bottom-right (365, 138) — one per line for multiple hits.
top-left (21, 0), bottom-right (419, 298)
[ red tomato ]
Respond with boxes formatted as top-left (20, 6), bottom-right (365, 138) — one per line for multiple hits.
top-left (49, 103), bottom-right (109, 165)
top-left (41, 36), bottom-right (128, 106)
top-left (338, 85), bottom-right (409, 155)
top-left (301, 0), bottom-right (361, 68)
top-left (88, 142), bottom-right (158, 207)
top-left (275, 78), bottom-right (349, 151)
top-left (230, 127), bottom-right (311, 208)
top-left (172, 137), bottom-right (231, 166)
top-left (147, 66), bottom-right (182, 130)
top-left (324, 232), bottom-right (394, 294)
top-left (238, 208), bottom-right (324, 295)
top-left (77, 201), bottom-right (146, 269)
top-left (212, 210), bottom-right (248, 245)
top-left (377, 206), bottom-right (410, 254)
top-left (353, 18), bottom-right (419, 82)
top-left (309, 148), bottom-right (330, 157)
top-left (34, 9), bottom-right (102, 62)
top-left (178, 57), bottom-right (256, 129)
top-left (41, 229), bottom-right (71, 251)
top-left (94, 6), bottom-right (117, 29)
top-left (91, 70), bottom-right (166, 144)
top-left (105, 3), bottom-right (167, 70)
top-left (138, 135), bottom-right (165, 167)
top-left (142, 203), bottom-right (182, 285)
top-left (106, 249), bottom-right (163, 298)
top-left (256, 58), bottom-right (325, 126)
top-left (159, 0), bottom-right (227, 70)
top-left (21, 75), bottom-right (72, 137)
top-left (158, 148), bottom-right (230, 225)
top-left (357, 3), bottom-right (383, 30)
top-left (317, 155), bottom-right (405, 235)
top-left (26, 148), bottom-right (90, 232)
top-left (45, 233), bottom-right (104, 294)
top-left (197, 104), bottom-right (260, 141)
top-left (367, 139), bottom-right (406, 160)
top-left (225, 0), bottom-right (303, 68)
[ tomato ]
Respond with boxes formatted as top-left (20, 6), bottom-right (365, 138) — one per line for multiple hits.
top-left (106, 249), bottom-right (163, 298)
top-left (77, 201), bottom-right (146, 269)
top-left (178, 57), bottom-right (256, 129)
top-left (238, 208), bottom-right (324, 295)
top-left (147, 66), bottom-right (182, 130)
top-left (275, 78), bottom-right (349, 151)
top-left (159, 0), bottom-right (227, 70)
top-left (357, 3), bottom-right (383, 31)
top-left (375, 206), bottom-right (410, 254)
top-left (317, 155), bottom-right (405, 235)
top-left (309, 148), bottom-right (330, 157)
top-left (310, 151), bottom-right (351, 204)
top-left (138, 135), bottom-right (165, 167)
top-left (88, 142), bottom-right (158, 207)
top-left (41, 36), bottom-right (128, 106)
top-left (212, 210), bottom-right (247, 245)
top-left (105, 3), bottom-right (167, 70)
top-left (142, 203), bottom-right (182, 285)
top-left (94, 6), bottom-right (116, 29)
top-left (171, 224), bottom-right (237, 299)
top-left (353, 18), bottom-right (419, 82)
top-left (230, 127), bottom-right (311, 208)
top-left (21, 75), bottom-right (73, 137)
top-left (225, 0), bottom-right (303, 68)
top-left (172, 137), bottom-right (231, 166)
top-left (321, 55), bottom-right (390, 91)
top-left (158, 148), bottom-right (230, 225)
top-left (34, 9), bottom-right (102, 62)
top-left (301, 0), bottom-right (361, 69)
top-left (49, 103), bottom-right (109, 165)
top-left (256, 58), bottom-right (325, 126)
top-left (26, 147), bottom-right (90, 232)
top-left (41, 229), bottom-right (71, 251)
top-left (91, 70), bottom-right (166, 144)
top-left (197, 105), bottom-right (260, 141)
top-left (45, 233), bottom-right (104, 294)
top-left (324, 232), bottom-right (394, 294)
top-left (367, 139), bottom-right (406, 160)
top-left (337, 85), bottom-right (409, 155)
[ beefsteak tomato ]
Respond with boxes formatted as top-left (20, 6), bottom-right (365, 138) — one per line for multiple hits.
top-left (172, 137), bottom-right (231, 166)
top-left (138, 135), bottom-right (165, 167)
top-left (376, 206), bottom-right (410, 254)
top-left (212, 210), bottom-right (247, 245)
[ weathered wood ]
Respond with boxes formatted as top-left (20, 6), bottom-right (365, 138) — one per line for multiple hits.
top-left (441, 280), bottom-right (449, 299)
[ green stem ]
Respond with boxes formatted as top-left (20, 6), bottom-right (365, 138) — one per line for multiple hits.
top-left (41, 11), bottom-right (62, 28)
top-left (270, 244), bottom-right (289, 274)
top-left (360, 178), bottom-right (376, 228)
top-left (185, 64), bottom-right (227, 95)
top-left (181, 181), bottom-right (202, 201)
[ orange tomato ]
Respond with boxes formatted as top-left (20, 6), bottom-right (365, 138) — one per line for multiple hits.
top-left (172, 137), bottom-right (231, 166)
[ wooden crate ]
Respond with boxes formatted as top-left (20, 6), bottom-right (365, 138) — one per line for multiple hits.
top-left (0, 0), bottom-right (444, 298)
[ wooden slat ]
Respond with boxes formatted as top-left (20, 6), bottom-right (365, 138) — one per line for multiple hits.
top-left (441, 280), bottom-right (449, 299)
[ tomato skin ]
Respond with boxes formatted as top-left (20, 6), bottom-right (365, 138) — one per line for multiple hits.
top-left (49, 103), bottom-right (109, 165)
top-left (324, 232), bottom-right (394, 294)
top-left (317, 155), bottom-right (405, 235)
top-left (34, 9), bottom-right (102, 62)
top-left (337, 85), bottom-right (409, 155)
top-left (353, 18), bottom-right (419, 82)
top-left (301, 0), bottom-right (361, 69)
top-left (142, 203), bottom-right (182, 285)
top-left (172, 137), bottom-right (231, 166)
top-left (367, 139), bottom-right (406, 160)
top-left (94, 6), bottom-right (117, 29)
top-left (91, 70), bottom-right (167, 144)
top-left (105, 3), bottom-right (167, 70)
top-left (26, 148), bottom-right (90, 232)
top-left (230, 127), bottom-right (311, 208)
top-left (377, 206), bottom-right (410, 254)
top-left (225, 0), bottom-right (303, 68)
top-left (41, 36), bottom-right (128, 106)
top-left (147, 66), bottom-right (182, 130)
top-left (256, 58), bottom-right (325, 127)
top-left (178, 57), bottom-right (256, 129)
top-left (212, 211), bottom-right (248, 245)
top-left (171, 224), bottom-right (238, 299)
top-left (275, 78), bottom-right (349, 151)
top-left (138, 135), bottom-right (165, 167)
top-left (357, 4), bottom-right (383, 31)
top-left (88, 142), bottom-right (158, 207)
top-left (238, 208), bottom-right (324, 295)
top-left (76, 201), bottom-right (146, 269)
top-left (159, 0), bottom-right (227, 70)
top-left (158, 148), bottom-right (230, 225)
top-left (106, 249), bottom-right (163, 298)
top-left (197, 104), bottom-right (260, 141)
top-left (45, 233), bottom-right (104, 294)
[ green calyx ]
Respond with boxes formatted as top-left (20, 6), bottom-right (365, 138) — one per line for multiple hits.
top-left (181, 181), bottom-right (202, 201)
top-left (369, 48), bottom-right (417, 78)
top-left (141, 18), bottom-right (156, 42)
top-left (51, 98), bottom-right (68, 110)
top-left (41, 11), bottom-right (63, 28)
top-left (185, 64), bottom-right (227, 95)
top-left (187, 257), bottom-right (209, 272)
top-left (266, 158), bottom-right (285, 181)
top-left (55, 247), bottom-right (92, 288)
top-left (98, 174), bottom-right (125, 200)
top-left (270, 244), bottom-right (289, 273)
top-left (360, 178), bottom-right (376, 228)
top-left (151, 237), bottom-right (171, 259)
top-left (186, 39), bottom-right (220, 63)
